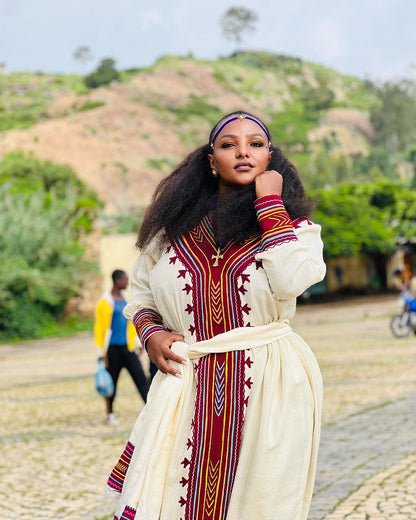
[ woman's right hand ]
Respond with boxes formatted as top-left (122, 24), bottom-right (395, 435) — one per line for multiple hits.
top-left (146, 331), bottom-right (186, 377)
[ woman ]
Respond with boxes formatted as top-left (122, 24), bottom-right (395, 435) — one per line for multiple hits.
top-left (107, 111), bottom-right (326, 520)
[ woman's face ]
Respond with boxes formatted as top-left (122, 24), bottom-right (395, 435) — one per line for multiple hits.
top-left (208, 117), bottom-right (272, 194)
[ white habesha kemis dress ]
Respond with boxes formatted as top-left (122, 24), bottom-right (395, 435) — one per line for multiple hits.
top-left (107, 194), bottom-right (326, 520)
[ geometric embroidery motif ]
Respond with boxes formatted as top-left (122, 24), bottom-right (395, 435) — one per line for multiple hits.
top-left (183, 351), bottom-right (246, 520)
top-left (115, 505), bottom-right (136, 520)
top-left (171, 218), bottom-right (260, 520)
top-left (107, 441), bottom-right (134, 493)
top-left (214, 361), bottom-right (225, 416)
top-left (255, 195), bottom-right (297, 252)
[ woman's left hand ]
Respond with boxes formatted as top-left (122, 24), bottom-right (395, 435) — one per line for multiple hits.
top-left (255, 170), bottom-right (283, 198)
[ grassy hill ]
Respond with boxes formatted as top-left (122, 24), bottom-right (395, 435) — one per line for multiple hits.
top-left (0, 51), bottom-right (408, 221)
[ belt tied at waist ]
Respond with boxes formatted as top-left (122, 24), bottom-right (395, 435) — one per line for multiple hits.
top-left (172, 320), bottom-right (292, 364)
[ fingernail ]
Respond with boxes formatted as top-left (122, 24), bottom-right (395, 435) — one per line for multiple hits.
top-left (174, 373), bottom-right (183, 378)
top-left (181, 360), bottom-right (190, 365)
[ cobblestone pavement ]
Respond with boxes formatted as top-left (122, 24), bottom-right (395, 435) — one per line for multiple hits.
top-left (309, 393), bottom-right (416, 519)
top-left (293, 296), bottom-right (416, 520)
top-left (0, 295), bottom-right (415, 519)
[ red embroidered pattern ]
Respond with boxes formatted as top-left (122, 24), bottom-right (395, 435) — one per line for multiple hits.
top-left (172, 221), bottom-right (259, 341)
top-left (114, 505), bottom-right (136, 520)
top-left (183, 351), bottom-right (246, 518)
top-left (133, 308), bottom-right (165, 346)
top-left (292, 217), bottom-right (313, 228)
top-left (107, 441), bottom-right (135, 493)
top-left (254, 195), bottom-right (297, 252)
top-left (171, 218), bottom-right (259, 519)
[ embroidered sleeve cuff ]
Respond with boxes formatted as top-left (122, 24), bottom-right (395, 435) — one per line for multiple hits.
top-left (254, 195), bottom-right (297, 251)
top-left (132, 308), bottom-right (166, 347)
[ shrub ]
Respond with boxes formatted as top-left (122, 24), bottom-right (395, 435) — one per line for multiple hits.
top-left (84, 58), bottom-right (120, 89)
top-left (0, 152), bottom-right (102, 339)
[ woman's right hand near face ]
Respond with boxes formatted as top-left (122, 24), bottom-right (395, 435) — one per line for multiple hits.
top-left (146, 331), bottom-right (186, 377)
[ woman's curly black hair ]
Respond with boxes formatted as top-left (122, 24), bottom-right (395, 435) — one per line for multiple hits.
top-left (137, 111), bottom-right (314, 249)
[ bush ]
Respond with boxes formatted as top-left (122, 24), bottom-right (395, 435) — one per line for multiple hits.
top-left (0, 152), bottom-right (102, 340)
top-left (84, 58), bottom-right (120, 89)
top-left (301, 84), bottom-right (335, 112)
top-left (0, 293), bottom-right (55, 340)
top-left (0, 150), bottom-right (102, 231)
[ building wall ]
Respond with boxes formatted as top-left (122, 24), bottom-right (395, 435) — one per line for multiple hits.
top-left (99, 233), bottom-right (139, 292)
top-left (325, 254), bottom-right (373, 292)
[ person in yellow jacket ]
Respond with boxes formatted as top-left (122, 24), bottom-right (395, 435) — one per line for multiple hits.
top-left (94, 269), bottom-right (149, 425)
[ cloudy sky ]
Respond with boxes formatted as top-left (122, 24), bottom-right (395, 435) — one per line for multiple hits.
top-left (1, 0), bottom-right (415, 81)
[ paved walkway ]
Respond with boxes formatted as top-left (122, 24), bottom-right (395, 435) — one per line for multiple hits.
top-left (310, 392), bottom-right (416, 519)
top-left (0, 294), bottom-right (415, 519)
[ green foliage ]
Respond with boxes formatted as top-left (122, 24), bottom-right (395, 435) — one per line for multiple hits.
top-left (0, 72), bottom-right (87, 132)
top-left (352, 147), bottom-right (397, 180)
top-left (312, 180), bottom-right (415, 258)
top-left (364, 179), bottom-right (416, 244)
top-left (148, 94), bottom-right (222, 145)
top-left (145, 156), bottom-right (177, 172)
top-left (341, 79), bottom-right (379, 111)
top-left (100, 211), bottom-right (144, 234)
top-left (370, 79), bottom-right (416, 154)
top-left (268, 102), bottom-right (319, 152)
top-left (229, 51), bottom-right (303, 73)
top-left (0, 151), bottom-right (102, 231)
top-left (119, 68), bottom-right (144, 83)
top-left (170, 95), bottom-right (222, 125)
top-left (84, 58), bottom-right (120, 88)
top-left (77, 100), bottom-right (105, 112)
top-left (0, 152), bottom-right (102, 339)
top-left (0, 185), bottom-right (97, 339)
top-left (301, 84), bottom-right (335, 112)
top-left (0, 102), bottom-right (44, 131)
top-left (116, 214), bottom-right (143, 234)
top-left (0, 292), bottom-right (55, 340)
top-left (37, 314), bottom-right (94, 339)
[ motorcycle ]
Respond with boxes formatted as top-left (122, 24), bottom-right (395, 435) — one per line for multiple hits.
top-left (390, 300), bottom-right (416, 338)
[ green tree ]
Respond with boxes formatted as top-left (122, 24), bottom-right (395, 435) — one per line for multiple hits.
top-left (312, 180), bottom-right (416, 259)
top-left (84, 57), bottom-right (120, 89)
top-left (370, 79), bottom-right (416, 154)
top-left (352, 147), bottom-right (396, 180)
top-left (220, 7), bottom-right (258, 47)
top-left (312, 183), bottom-right (396, 258)
top-left (364, 179), bottom-right (416, 245)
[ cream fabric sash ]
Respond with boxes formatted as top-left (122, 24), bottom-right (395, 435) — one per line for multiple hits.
top-left (171, 320), bottom-right (292, 364)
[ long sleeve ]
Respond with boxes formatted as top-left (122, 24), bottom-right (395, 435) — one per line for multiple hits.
top-left (254, 195), bottom-right (326, 299)
top-left (123, 242), bottom-right (167, 346)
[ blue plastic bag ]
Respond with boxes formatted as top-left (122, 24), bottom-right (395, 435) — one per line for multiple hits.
top-left (94, 359), bottom-right (114, 398)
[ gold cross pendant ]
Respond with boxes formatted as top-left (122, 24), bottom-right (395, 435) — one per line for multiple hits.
top-left (211, 247), bottom-right (223, 267)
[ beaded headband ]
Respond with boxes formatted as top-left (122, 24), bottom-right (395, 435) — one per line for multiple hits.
top-left (210, 113), bottom-right (271, 148)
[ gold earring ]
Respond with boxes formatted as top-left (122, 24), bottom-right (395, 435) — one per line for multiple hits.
top-left (212, 169), bottom-right (218, 178)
